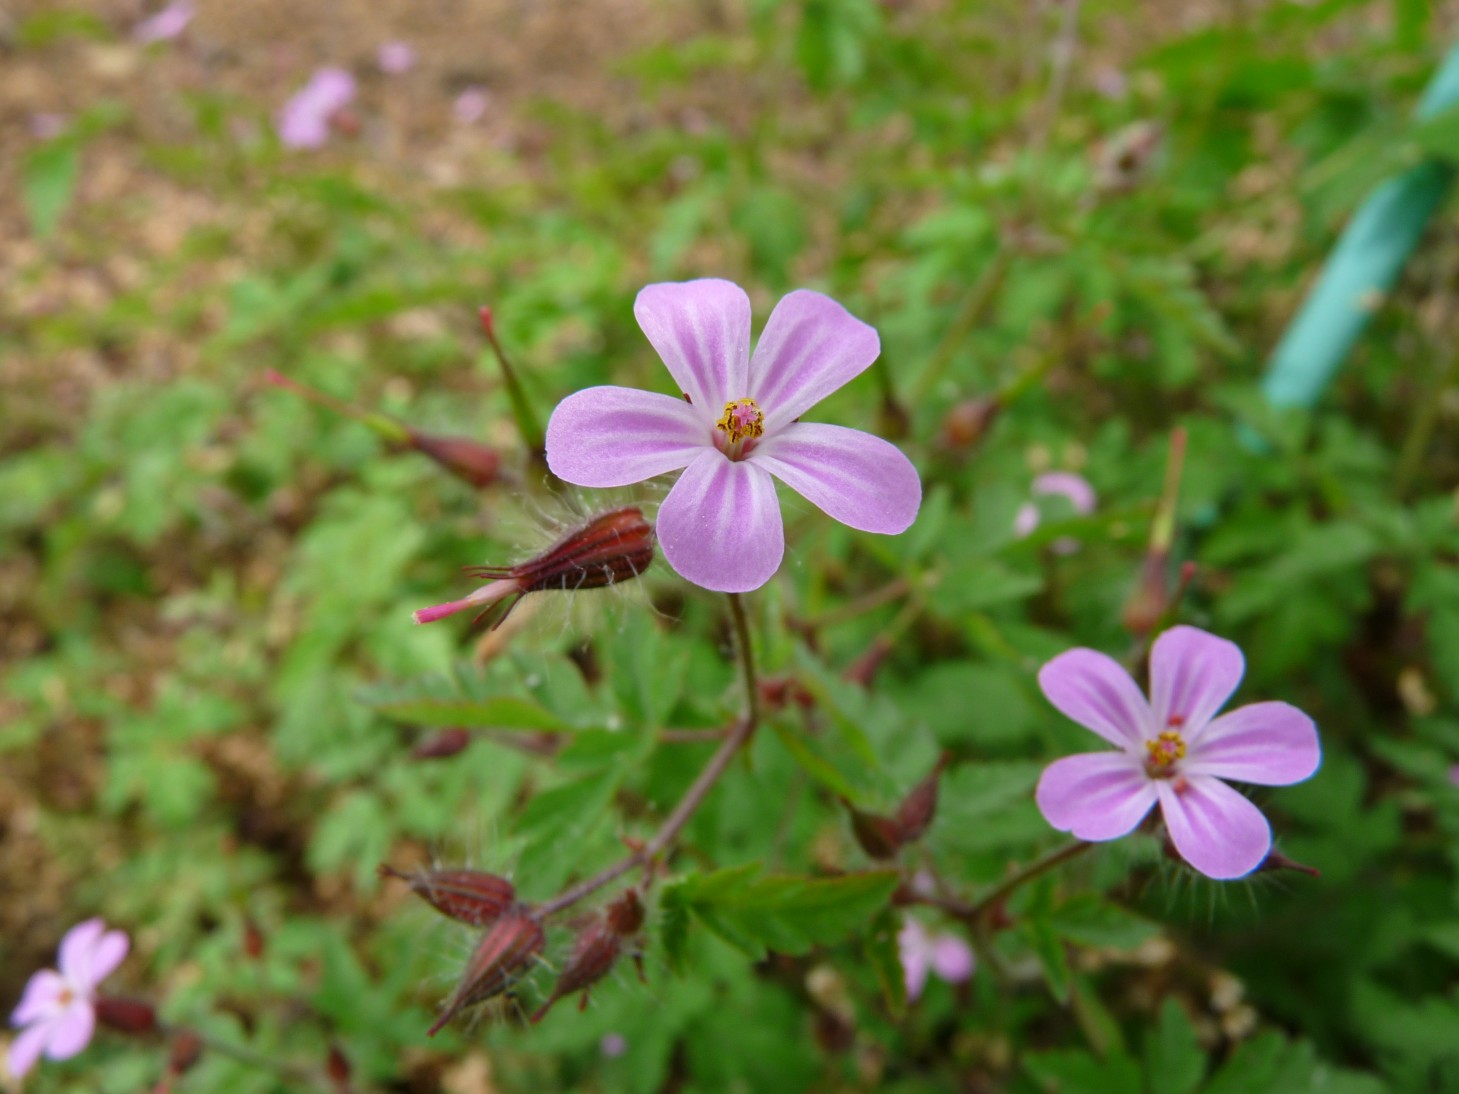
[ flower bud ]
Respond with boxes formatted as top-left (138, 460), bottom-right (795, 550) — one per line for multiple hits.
top-left (411, 727), bottom-right (472, 760)
top-left (940, 397), bottom-right (1001, 452)
top-left (326, 1043), bottom-right (352, 1092)
top-left (378, 864), bottom-right (515, 927)
top-left (429, 911), bottom-right (544, 1035)
top-left (531, 891), bottom-right (643, 1023)
top-left (406, 430), bottom-right (501, 489)
top-left (167, 1030), bottom-right (203, 1076)
top-left (1256, 848), bottom-right (1320, 878)
top-left (413, 507), bottom-right (655, 627)
top-left (894, 753), bottom-right (949, 845)
top-left (844, 801), bottom-right (903, 861)
top-left (94, 997), bottom-right (158, 1035)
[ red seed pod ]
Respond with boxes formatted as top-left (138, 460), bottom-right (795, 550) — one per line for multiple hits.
top-left (605, 889), bottom-right (644, 936)
top-left (378, 864), bottom-right (515, 927)
top-left (326, 1042), bottom-right (352, 1092)
top-left (406, 430), bottom-right (501, 489)
top-left (531, 919), bottom-right (620, 1023)
top-left (167, 1030), bottom-right (203, 1076)
top-left (893, 753), bottom-right (949, 845)
top-left (940, 397), bottom-right (1001, 452)
top-left (411, 727), bottom-right (472, 760)
top-left (243, 916), bottom-right (265, 960)
top-left (429, 912), bottom-right (544, 1036)
top-left (414, 507), bottom-right (655, 627)
top-left (842, 636), bottom-right (893, 690)
top-left (94, 997), bottom-right (157, 1036)
top-left (844, 800), bottom-right (903, 861)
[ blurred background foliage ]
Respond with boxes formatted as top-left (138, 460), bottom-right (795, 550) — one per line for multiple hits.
top-left (3, 0), bottom-right (1459, 1090)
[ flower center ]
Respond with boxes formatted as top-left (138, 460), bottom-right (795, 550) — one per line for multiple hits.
top-left (714, 397), bottom-right (764, 460)
top-left (1144, 729), bottom-right (1187, 778)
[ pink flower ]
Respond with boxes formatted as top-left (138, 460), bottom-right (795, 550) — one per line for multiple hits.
top-left (454, 87), bottom-right (489, 124)
top-left (545, 280), bottom-right (922, 592)
top-left (1035, 626), bottom-right (1320, 879)
top-left (8, 919), bottom-right (129, 1077)
top-left (1449, 764), bottom-right (1459, 787)
top-left (377, 41), bottom-right (416, 75)
top-left (898, 918), bottom-right (974, 1000)
top-left (133, 1), bottom-right (192, 44)
top-left (277, 68), bottom-right (357, 149)
top-left (600, 1032), bottom-right (627, 1057)
top-left (1014, 471), bottom-right (1097, 542)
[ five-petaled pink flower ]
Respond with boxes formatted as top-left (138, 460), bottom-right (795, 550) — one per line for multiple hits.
top-left (1035, 625), bottom-right (1320, 879)
top-left (8, 919), bottom-right (129, 1077)
top-left (545, 279), bottom-right (921, 592)
top-left (277, 68), bottom-right (356, 149)
top-left (898, 918), bottom-right (974, 1001)
top-left (133, 1), bottom-right (192, 44)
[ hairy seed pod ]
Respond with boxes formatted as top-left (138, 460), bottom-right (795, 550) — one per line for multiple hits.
top-left (429, 911), bottom-right (544, 1036)
top-left (379, 864), bottom-right (515, 927)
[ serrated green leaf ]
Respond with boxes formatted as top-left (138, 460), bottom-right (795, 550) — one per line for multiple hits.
top-left (661, 867), bottom-right (898, 960)
top-left (1144, 998), bottom-right (1206, 1094)
top-left (1050, 895), bottom-right (1161, 951)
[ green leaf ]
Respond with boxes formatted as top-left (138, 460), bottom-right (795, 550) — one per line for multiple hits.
top-left (863, 907), bottom-right (907, 1019)
top-left (1050, 895), bottom-right (1161, 951)
top-left (661, 867), bottom-right (899, 960)
top-left (1022, 883), bottom-right (1072, 1004)
top-left (1144, 998), bottom-right (1206, 1094)
top-left (23, 139), bottom-right (80, 241)
top-left (1024, 1049), bottom-right (1142, 1093)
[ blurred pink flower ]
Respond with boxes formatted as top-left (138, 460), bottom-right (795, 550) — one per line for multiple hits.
top-left (600, 1032), bottom-right (627, 1057)
top-left (1036, 626), bottom-right (1321, 879)
top-left (377, 41), bottom-right (416, 75)
top-left (454, 87), bottom-right (490, 124)
top-left (133, 1), bottom-right (192, 44)
top-left (898, 918), bottom-right (974, 1000)
top-left (277, 68), bottom-right (357, 149)
top-left (1449, 764), bottom-right (1459, 787)
top-left (8, 919), bottom-right (129, 1077)
top-left (1014, 470), bottom-right (1097, 543)
top-left (29, 113), bottom-right (69, 140)
top-left (546, 280), bottom-right (921, 592)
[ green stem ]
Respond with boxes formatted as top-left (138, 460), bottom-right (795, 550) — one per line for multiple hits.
top-left (535, 593), bottom-right (760, 918)
top-left (911, 247), bottom-right (1013, 405)
top-left (966, 840), bottom-right (1092, 919)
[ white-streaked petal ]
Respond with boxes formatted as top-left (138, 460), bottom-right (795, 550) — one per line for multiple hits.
top-left (654, 451), bottom-right (784, 593)
top-left (1149, 626), bottom-right (1244, 737)
top-left (1156, 776), bottom-right (1270, 880)
top-left (748, 290), bottom-right (880, 428)
top-left (1038, 649), bottom-right (1152, 748)
top-left (546, 386), bottom-right (705, 487)
top-left (752, 422), bottom-right (920, 534)
top-left (1185, 701), bottom-right (1320, 786)
top-left (634, 280), bottom-right (751, 411)
top-left (1035, 752), bottom-right (1157, 841)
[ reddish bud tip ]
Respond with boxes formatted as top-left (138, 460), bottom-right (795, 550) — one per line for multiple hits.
top-left (893, 753), bottom-right (949, 845)
top-left (243, 917), bottom-right (265, 960)
top-left (411, 727), bottom-right (472, 760)
top-left (418, 508), bottom-right (654, 630)
top-left (502, 506), bottom-right (655, 596)
top-left (379, 865), bottom-right (516, 927)
top-left (407, 431), bottom-right (501, 489)
top-left (606, 889), bottom-right (645, 936)
top-left (1257, 849), bottom-right (1321, 878)
top-left (1121, 551), bottom-right (1171, 638)
top-left (167, 1030), bottom-right (204, 1076)
top-left (429, 911), bottom-right (544, 1035)
top-left (533, 890), bottom-right (646, 1024)
top-left (261, 369), bottom-right (289, 387)
top-left (478, 305), bottom-right (495, 339)
top-left (940, 397), bottom-right (1001, 451)
top-left (94, 997), bottom-right (158, 1035)
top-left (845, 801), bottom-right (904, 860)
top-left (326, 1043), bottom-right (352, 1088)
top-left (842, 637), bottom-right (893, 690)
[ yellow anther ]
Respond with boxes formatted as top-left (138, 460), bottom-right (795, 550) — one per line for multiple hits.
top-left (716, 398), bottom-right (765, 445)
top-left (1144, 729), bottom-right (1187, 777)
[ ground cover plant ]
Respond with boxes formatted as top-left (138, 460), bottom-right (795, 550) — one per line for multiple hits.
top-left (4, 0), bottom-right (1459, 1091)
